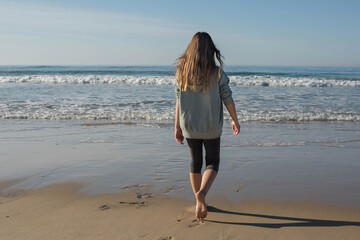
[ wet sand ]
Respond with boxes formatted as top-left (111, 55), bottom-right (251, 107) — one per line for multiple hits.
top-left (1, 181), bottom-right (360, 240)
top-left (1, 120), bottom-right (360, 207)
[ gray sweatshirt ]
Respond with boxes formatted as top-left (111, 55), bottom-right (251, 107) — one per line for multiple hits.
top-left (176, 69), bottom-right (234, 139)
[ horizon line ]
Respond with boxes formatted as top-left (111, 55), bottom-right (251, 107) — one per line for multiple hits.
top-left (0, 64), bottom-right (359, 68)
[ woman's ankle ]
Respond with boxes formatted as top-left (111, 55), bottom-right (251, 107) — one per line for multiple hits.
top-left (196, 189), bottom-right (206, 197)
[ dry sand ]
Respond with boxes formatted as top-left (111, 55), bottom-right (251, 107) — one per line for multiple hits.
top-left (1, 180), bottom-right (360, 240)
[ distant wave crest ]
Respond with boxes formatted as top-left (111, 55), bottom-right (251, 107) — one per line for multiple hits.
top-left (0, 75), bottom-right (175, 85)
top-left (0, 75), bottom-right (359, 87)
top-left (230, 76), bottom-right (360, 87)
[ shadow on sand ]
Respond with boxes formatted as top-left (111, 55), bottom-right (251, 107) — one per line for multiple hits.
top-left (206, 206), bottom-right (360, 228)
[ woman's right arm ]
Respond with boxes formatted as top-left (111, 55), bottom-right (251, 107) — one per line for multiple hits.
top-left (174, 85), bottom-right (184, 144)
top-left (175, 103), bottom-right (184, 144)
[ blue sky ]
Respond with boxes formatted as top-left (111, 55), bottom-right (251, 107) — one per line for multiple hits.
top-left (0, 0), bottom-right (359, 66)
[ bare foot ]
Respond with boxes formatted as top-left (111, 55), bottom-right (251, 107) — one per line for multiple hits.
top-left (195, 205), bottom-right (202, 220)
top-left (195, 191), bottom-right (207, 219)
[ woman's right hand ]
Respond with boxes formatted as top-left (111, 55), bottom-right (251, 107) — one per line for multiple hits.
top-left (175, 127), bottom-right (184, 144)
top-left (232, 121), bottom-right (240, 135)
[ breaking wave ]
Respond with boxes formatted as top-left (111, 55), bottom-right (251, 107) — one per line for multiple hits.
top-left (0, 75), bottom-right (359, 87)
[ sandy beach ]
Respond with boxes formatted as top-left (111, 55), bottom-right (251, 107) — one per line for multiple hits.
top-left (1, 120), bottom-right (360, 239)
top-left (1, 180), bottom-right (360, 240)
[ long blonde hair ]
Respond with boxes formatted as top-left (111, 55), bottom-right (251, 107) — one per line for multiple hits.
top-left (175, 32), bottom-right (223, 92)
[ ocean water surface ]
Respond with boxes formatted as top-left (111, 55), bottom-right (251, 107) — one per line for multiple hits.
top-left (1, 65), bottom-right (360, 206)
top-left (0, 65), bottom-right (359, 122)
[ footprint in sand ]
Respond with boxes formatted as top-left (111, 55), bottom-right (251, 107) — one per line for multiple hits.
top-left (99, 204), bottom-right (111, 210)
top-left (119, 201), bottom-right (147, 208)
top-left (160, 237), bottom-right (175, 240)
top-left (136, 192), bottom-right (153, 199)
top-left (188, 219), bottom-right (204, 228)
top-left (176, 211), bottom-right (186, 222)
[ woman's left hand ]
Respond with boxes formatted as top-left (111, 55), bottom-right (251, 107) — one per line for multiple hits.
top-left (232, 121), bottom-right (240, 135)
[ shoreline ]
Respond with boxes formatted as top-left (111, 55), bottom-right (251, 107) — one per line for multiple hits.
top-left (1, 120), bottom-right (360, 208)
top-left (1, 180), bottom-right (360, 240)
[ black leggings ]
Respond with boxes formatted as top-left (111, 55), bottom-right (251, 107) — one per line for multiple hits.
top-left (186, 137), bottom-right (220, 173)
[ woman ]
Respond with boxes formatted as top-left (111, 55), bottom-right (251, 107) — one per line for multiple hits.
top-left (174, 32), bottom-right (240, 220)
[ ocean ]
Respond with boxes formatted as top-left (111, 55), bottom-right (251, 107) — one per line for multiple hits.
top-left (1, 65), bottom-right (360, 206)
top-left (0, 65), bottom-right (359, 122)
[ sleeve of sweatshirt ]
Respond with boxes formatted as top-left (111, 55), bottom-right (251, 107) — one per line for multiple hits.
top-left (219, 71), bottom-right (234, 106)
top-left (175, 83), bottom-right (180, 104)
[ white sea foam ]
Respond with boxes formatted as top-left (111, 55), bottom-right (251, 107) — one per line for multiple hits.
top-left (229, 76), bottom-right (360, 87)
top-left (235, 112), bottom-right (360, 122)
top-left (0, 75), bottom-right (175, 85)
top-left (1, 110), bottom-right (359, 122)
top-left (0, 75), bottom-right (359, 87)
